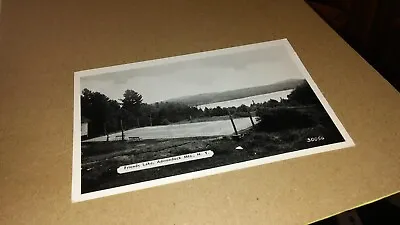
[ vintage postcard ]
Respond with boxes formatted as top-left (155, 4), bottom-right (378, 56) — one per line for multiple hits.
top-left (72, 39), bottom-right (354, 202)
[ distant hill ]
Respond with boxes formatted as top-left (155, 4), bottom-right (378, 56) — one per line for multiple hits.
top-left (166, 78), bottom-right (305, 106)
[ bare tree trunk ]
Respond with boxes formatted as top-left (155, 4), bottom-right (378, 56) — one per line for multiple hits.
top-left (120, 119), bottom-right (125, 141)
top-left (228, 111), bottom-right (238, 136)
top-left (104, 123), bottom-right (109, 142)
top-left (149, 114), bottom-right (152, 126)
top-left (247, 109), bottom-right (255, 128)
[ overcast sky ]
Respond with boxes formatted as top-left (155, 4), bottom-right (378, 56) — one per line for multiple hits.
top-left (80, 44), bottom-right (304, 104)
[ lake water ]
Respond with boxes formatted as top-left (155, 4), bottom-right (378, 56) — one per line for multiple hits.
top-left (197, 89), bottom-right (293, 109)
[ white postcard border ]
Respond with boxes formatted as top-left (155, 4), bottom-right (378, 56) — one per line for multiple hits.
top-left (72, 39), bottom-right (355, 202)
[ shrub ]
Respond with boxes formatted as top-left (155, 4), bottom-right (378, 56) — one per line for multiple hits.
top-left (256, 107), bottom-right (316, 132)
top-left (233, 111), bottom-right (249, 118)
top-left (161, 118), bottom-right (171, 125)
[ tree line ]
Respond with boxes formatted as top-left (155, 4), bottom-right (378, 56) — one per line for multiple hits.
top-left (81, 89), bottom-right (253, 139)
top-left (81, 80), bottom-right (318, 139)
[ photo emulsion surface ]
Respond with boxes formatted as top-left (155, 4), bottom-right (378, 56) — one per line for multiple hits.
top-left (73, 39), bottom-right (354, 201)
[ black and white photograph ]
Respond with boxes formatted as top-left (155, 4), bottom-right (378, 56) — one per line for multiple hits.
top-left (72, 39), bottom-right (354, 202)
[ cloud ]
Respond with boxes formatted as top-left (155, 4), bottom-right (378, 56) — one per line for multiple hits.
top-left (80, 43), bottom-right (303, 103)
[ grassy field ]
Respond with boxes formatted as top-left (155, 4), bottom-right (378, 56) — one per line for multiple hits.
top-left (169, 114), bottom-right (256, 125)
top-left (81, 113), bottom-right (344, 193)
top-left (172, 115), bottom-right (231, 124)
